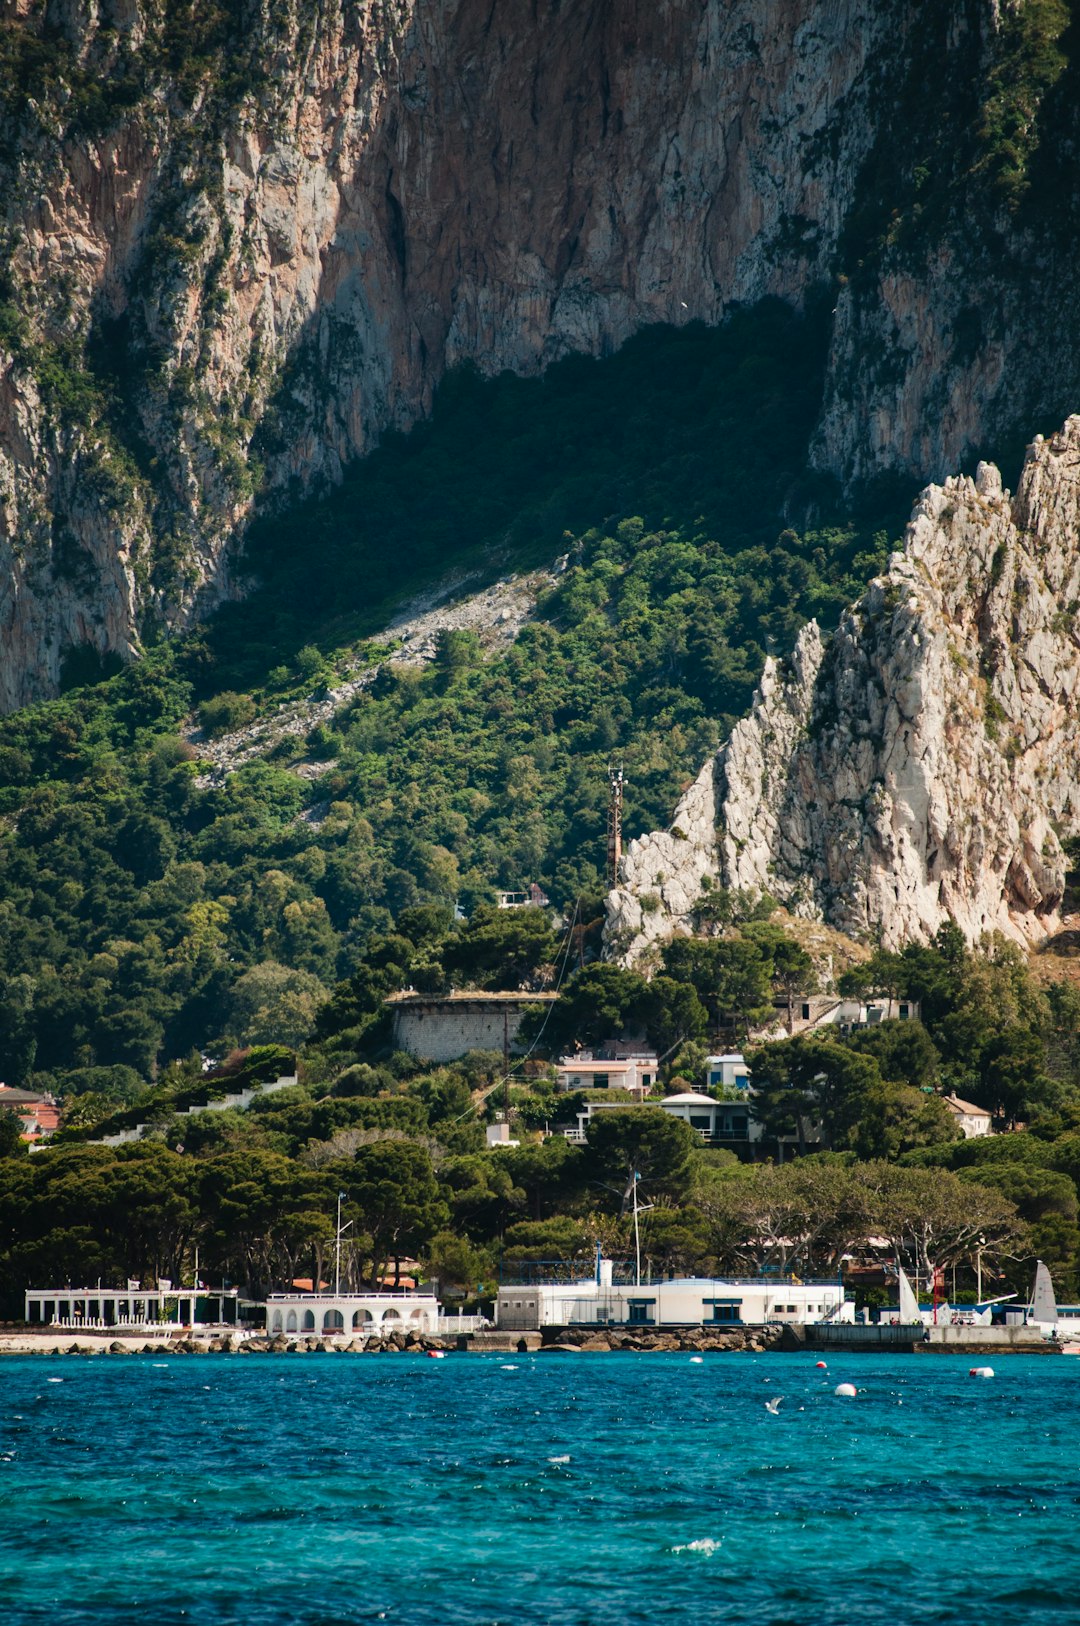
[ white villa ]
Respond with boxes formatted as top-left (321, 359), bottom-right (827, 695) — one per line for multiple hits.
top-left (555, 1043), bottom-right (659, 1095)
top-left (561, 1072), bottom-right (759, 1148)
top-left (660, 1089), bottom-right (760, 1146)
top-left (496, 1260), bottom-right (853, 1330)
top-left (941, 1093), bottom-right (992, 1138)
top-left (264, 1290), bottom-right (441, 1338)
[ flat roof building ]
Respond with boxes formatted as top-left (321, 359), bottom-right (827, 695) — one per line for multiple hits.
top-left (264, 1290), bottom-right (441, 1339)
top-left (25, 1285), bottom-right (240, 1330)
top-left (496, 1261), bottom-right (852, 1331)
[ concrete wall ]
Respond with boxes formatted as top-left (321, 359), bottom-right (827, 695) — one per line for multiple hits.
top-left (392, 1005), bottom-right (534, 1063)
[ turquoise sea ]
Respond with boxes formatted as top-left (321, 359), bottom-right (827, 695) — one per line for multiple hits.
top-left (0, 1352), bottom-right (1077, 1625)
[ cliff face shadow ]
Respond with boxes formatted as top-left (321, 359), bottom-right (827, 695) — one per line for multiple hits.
top-left (197, 302), bottom-right (848, 696)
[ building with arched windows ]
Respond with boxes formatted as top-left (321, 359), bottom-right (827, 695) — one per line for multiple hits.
top-left (263, 1291), bottom-right (441, 1338)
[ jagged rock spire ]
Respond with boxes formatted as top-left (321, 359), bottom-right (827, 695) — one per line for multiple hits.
top-left (607, 418), bottom-right (1080, 958)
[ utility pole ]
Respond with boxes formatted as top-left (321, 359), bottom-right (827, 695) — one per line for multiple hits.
top-left (334, 1192), bottom-right (353, 1296)
top-left (607, 762), bottom-right (624, 887)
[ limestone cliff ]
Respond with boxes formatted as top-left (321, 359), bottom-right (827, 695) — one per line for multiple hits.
top-left (3, 0), bottom-right (1080, 707)
top-left (607, 417), bottom-right (1080, 957)
top-left (0, 0), bottom-right (892, 707)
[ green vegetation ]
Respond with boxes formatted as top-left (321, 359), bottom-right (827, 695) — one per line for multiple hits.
top-left (845, 0), bottom-right (1077, 276)
top-left (3, 909), bottom-right (1079, 1314)
top-left (0, 310), bottom-right (899, 1089)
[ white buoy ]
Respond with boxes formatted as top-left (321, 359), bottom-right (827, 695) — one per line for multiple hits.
top-left (834, 1382), bottom-right (857, 1398)
top-left (689, 1355), bottom-right (703, 1364)
top-left (969, 1366), bottom-right (994, 1379)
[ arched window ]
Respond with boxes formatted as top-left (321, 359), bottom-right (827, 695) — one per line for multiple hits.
top-left (324, 1309), bottom-right (344, 1333)
top-left (302, 1309), bottom-right (316, 1331)
top-left (271, 1311), bottom-right (283, 1334)
top-left (352, 1308), bottom-right (373, 1328)
top-left (286, 1310), bottom-right (298, 1333)
top-left (382, 1308), bottom-right (401, 1325)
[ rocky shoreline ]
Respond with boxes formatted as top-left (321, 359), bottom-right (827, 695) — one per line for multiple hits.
top-left (536, 1326), bottom-right (784, 1354)
top-left (0, 1325), bottom-right (785, 1357)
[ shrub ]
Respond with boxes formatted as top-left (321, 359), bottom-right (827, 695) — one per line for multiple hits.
top-left (199, 691), bottom-right (256, 736)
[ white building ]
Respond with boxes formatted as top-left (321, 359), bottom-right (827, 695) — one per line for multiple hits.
top-left (89, 1072), bottom-right (298, 1148)
top-left (264, 1291), bottom-right (441, 1338)
top-left (496, 1260), bottom-right (852, 1330)
top-left (561, 1098), bottom-right (642, 1144)
top-left (555, 1044), bottom-right (658, 1095)
top-left (660, 1090), bottom-right (760, 1146)
top-left (25, 1285), bottom-right (240, 1330)
top-left (561, 1087), bottom-right (760, 1148)
top-left (781, 995), bottom-right (921, 1036)
top-left (941, 1093), bottom-right (992, 1138)
top-left (705, 1053), bottom-right (750, 1095)
top-left (496, 884), bottom-right (550, 909)
top-left (486, 1122), bottom-right (520, 1149)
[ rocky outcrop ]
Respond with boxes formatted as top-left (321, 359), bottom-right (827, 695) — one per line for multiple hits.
top-left (608, 417), bottom-right (1080, 956)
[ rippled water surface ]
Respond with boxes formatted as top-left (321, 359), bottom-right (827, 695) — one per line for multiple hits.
top-left (0, 1352), bottom-right (1078, 1624)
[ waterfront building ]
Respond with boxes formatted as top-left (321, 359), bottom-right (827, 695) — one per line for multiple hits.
top-left (496, 1260), bottom-right (853, 1330)
top-left (263, 1289), bottom-right (441, 1337)
top-left (25, 1285), bottom-right (240, 1329)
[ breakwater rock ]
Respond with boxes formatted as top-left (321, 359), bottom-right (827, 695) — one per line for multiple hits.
top-left (539, 1325), bottom-right (784, 1354)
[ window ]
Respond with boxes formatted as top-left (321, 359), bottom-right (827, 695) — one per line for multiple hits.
top-left (689, 1113), bottom-right (713, 1132)
top-left (628, 1300), bottom-right (655, 1324)
top-left (708, 1301), bottom-right (742, 1324)
top-left (642, 1074), bottom-right (652, 1088)
top-left (899, 1003), bottom-right (909, 1019)
top-left (802, 1003), bottom-right (811, 1021)
top-left (593, 1074), bottom-right (609, 1089)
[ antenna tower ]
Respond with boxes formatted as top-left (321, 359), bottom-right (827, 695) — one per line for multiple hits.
top-left (606, 761), bottom-right (624, 887)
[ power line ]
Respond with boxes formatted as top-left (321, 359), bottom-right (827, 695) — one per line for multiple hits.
top-left (454, 895), bottom-right (581, 1123)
